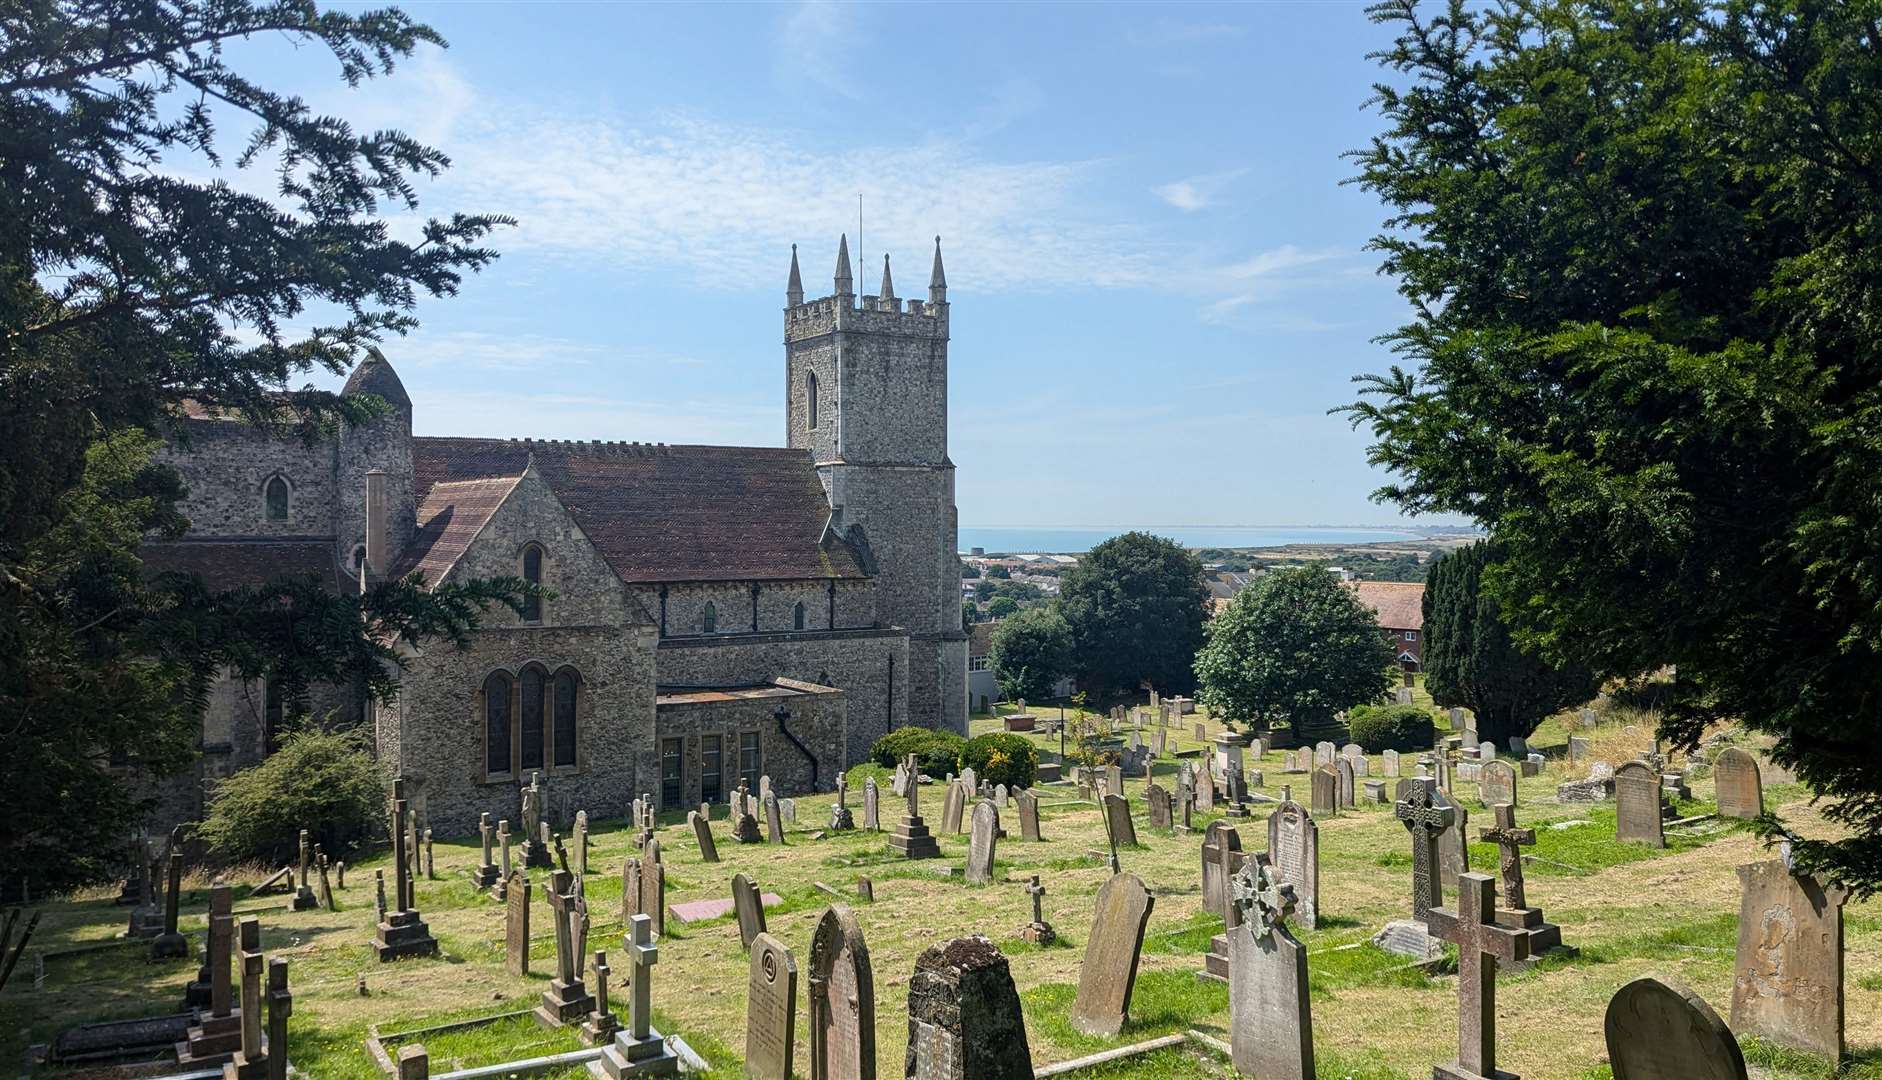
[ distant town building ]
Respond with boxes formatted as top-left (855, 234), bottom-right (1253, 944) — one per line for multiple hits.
top-left (1349, 581), bottom-right (1425, 672)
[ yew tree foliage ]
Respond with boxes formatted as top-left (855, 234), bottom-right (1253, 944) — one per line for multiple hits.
top-left (1193, 566), bottom-right (1395, 740)
top-left (1, 0), bottom-right (528, 893)
top-left (1342, 0), bottom-right (1882, 892)
top-left (1422, 541), bottom-right (1598, 746)
top-left (1057, 531), bottom-right (1210, 696)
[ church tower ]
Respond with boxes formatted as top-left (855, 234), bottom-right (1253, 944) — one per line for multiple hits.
top-left (785, 236), bottom-right (967, 734)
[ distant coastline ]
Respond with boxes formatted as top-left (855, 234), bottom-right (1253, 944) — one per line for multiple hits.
top-left (958, 525), bottom-right (1440, 555)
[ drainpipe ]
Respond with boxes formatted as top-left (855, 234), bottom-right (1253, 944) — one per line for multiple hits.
top-left (773, 704), bottom-right (819, 791)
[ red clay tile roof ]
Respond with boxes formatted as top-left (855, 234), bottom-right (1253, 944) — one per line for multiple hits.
top-left (969, 621), bottom-right (996, 657)
top-left (394, 475), bottom-right (523, 583)
top-left (411, 438), bottom-right (868, 584)
top-left (1349, 580), bottom-right (1425, 631)
top-left (141, 540), bottom-right (344, 592)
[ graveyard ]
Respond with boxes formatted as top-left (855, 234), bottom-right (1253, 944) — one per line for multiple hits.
top-left (2, 698), bottom-right (1876, 1080)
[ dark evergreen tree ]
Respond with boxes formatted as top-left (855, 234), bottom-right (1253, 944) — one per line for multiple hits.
top-left (1423, 542), bottom-right (1598, 744)
top-left (1342, 0), bottom-right (1882, 891)
top-left (988, 604), bottom-right (1074, 703)
top-left (1058, 531), bottom-right (1210, 695)
top-left (1, 0), bottom-right (528, 893)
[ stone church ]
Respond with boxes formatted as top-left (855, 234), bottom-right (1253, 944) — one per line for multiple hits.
top-left (143, 237), bottom-right (967, 834)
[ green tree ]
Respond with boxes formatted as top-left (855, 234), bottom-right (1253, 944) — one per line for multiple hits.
top-left (960, 562), bottom-right (980, 579)
top-left (961, 600), bottom-right (977, 632)
top-left (1193, 566), bottom-right (1395, 740)
top-left (198, 728), bottom-right (385, 863)
top-left (988, 604), bottom-right (1073, 702)
top-left (1423, 542), bottom-right (1598, 744)
top-left (1059, 531), bottom-right (1210, 695)
top-left (985, 565), bottom-right (1011, 579)
top-left (1, 0), bottom-right (528, 893)
top-left (986, 595), bottom-right (1020, 619)
top-left (1341, 0), bottom-right (1882, 890)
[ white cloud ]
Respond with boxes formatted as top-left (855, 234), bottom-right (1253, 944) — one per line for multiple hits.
top-left (412, 388), bottom-right (776, 446)
top-left (1152, 168), bottom-right (1247, 212)
top-left (776, 0), bottom-right (865, 100)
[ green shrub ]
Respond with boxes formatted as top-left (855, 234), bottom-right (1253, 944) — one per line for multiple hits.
top-left (958, 733), bottom-right (1039, 789)
top-left (870, 726), bottom-right (967, 777)
top-left (1347, 704), bottom-right (1437, 753)
top-left (198, 729), bottom-right (385, 864)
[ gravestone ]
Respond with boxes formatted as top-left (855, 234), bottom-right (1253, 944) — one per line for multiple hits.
top-left (745, 932), bottom-right (798, 1080)
top-left (689, 811), bottom-right (719, 863)
top-left (732, 873), bottom-right (767, 950)
top-left (176, 882), bottom-right (238, 1067)
top-left (1201, 820), bottom-right (1245, 920)
top-left (1479, 741), bottom-right (1497, 763)
top-left (863, 776), bottom-right (880, 831)
top-left (1282, 750), bottom-right (1305, 774)
top-left (1479, 803), bottom-right (1569, 961)
top-left (505, 871), bottom-right (531, 976)
top-left (1197, 765), bottom-right (1217, 812)
top-left (941, 781), bottom-right (966, 835)
top-left (889, 753), bottom-right (942, 860)
top-left (522, 772), bottom-right (552, 869)
top-left (760, 775), bottom-right (773, 803)
top-left (535, 867), bottom-right (594, 1027)
top-left (497, 819), bottom-right (513, 889)
top-left (1145, 784), bottom-right (1173, 830)
top-left (905, 936), bottom-right (1032, 1080)
top-left (151, 834), bottom-right (189, 959)
top-left (892, 761), bottom-right (909, 797)
top-left (734, 782), bottom-right (763, 844)
top-left (1019, 876), bottom-right (1055, 945)
top-left (471, 815), bottom-right (499, 890)
top-left (574, 811), bottom-right (589, 875)
top-left (1427, 873), bottom-right (1529, 1080)
top-left (765, 794), bottom-right (786, 845)
top-left (1336, 758), bottom-right (1355, 808)
top-left (1363, 779), bottom-right (1387, 803)
top-left (1614, 761), bottom-right (1665, 847)
top-left (593, 914), bottom-right (679, 1077)
top-left (1730, 859), bottom-right (1850, 1060)
top-left (639, 839), bottom-right (666, 936)
top-left (966, 801), bottom-right (999, 885)
top-left (1714, 748), bottom-right (1765, 821)
top-left (581, 950), bottom-right (622, 1045)
top-left (1310, 766), bottom-right (1338, 816)
top-left (1376, 779), bottom-right (1452, 961)
top-left (781, 798), bottom-right (797, 824)
top-left (1478, 760), bottom-right (1517, 808)
top-left (1382, 750), bottom-right (1401, 778)
top-left (1105, 764), bottom-right (1123, 797)
top-left (1101, 793), bottom-right (1138, 847)
top-left (1606, 977), bottom-right (1747, 1080)
top-left (1267, 791), bottom-right (1320, 931)
top-left (1069, 873), bottom-right (1154, 1037)
top-left (1228, 856), bottom-right (1314, 1080)
top-left (1436, 789), bottom-right (1471, 892)
top-left (225, 917), bottom-right (266, 1078)
top-left (1015, 789), bottom-right (1042, 842)
top-left (1568, 736), bottom-right (1591, 763)
top-left (1314, 741), bottom-right (1335, 766)
top-left (375, 778), bottom-right (438, 960)
top-left (292, 830), bottom-right (318, 911)
top-left (809, 904), bottom-right (876, 1080)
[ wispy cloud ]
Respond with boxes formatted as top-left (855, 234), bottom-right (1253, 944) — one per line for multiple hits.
top-left (413, 388), bottom-right (776, 446)
top-left (1152, 167), bottom-right (1248, 212)
top-left (1198, 244), bottom-right (1355, 330)
top-left (776, 0), bottom-right (866, 100)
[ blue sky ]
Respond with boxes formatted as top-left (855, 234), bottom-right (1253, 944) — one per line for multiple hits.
top-left (241, 1), bottom-right (1462, 529)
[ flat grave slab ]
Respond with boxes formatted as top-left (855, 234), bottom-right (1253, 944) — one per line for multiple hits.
top-left (668, 893), bottom-right (783, 925)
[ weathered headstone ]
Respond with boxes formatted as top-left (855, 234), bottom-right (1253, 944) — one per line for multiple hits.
top-left (732, 872), bottom-right (767, 950)
top-left (224, 917), bottom-right (266, 1078)
top-left (965, 801), bottom-right (999, 885)
top-left (905, 936), bottom-right (1032, 1080)
top-left (781, 798), bottom-right (797, 824)
top-left (1614, 761), bottom-right (1665, 847)
top-left (535, 867), bottom-right (594, 1027)
top-left (1605, 977), bottom-right (1748, 1080)
top-left (1019, 876), bottom-right (1055, 945)
top-left (1730, 859), bottom-right (1850, 1060)
top-left (375, 778), bottom-right (438, 960)
top-left (176, 882), bottom-right (238, 1066)
top-left (863, 776), bottom-right (880, 831)
top-left (522, 772), bottom-right (552, 869)
top-left (1336, 758), bottom-right (1355, 809)
top-left (1069, 873), bottom-right (1154, 1037)
top-left (941, 780), bottom-right (966, 835)
top-left (580, 950), bottom-right (622, 1046)
top-left (1267, 791), bottom-right (1320, 931)
top-left (151, 833), bottom-right (189, 959)
top-left (745, 932), bottom-right (798, 1080)
top-left (1201, 820), bottom-right (1245, 920)
top-left (1479, 803), bottom-right (1569, 961)
top-left (1383, 749), bottom-right (1401, 777)
top-left (1478, 760), bottom-right (1517, 808)
top-left (1436, 788), bottom-right (1471, 892)
top-left (640, 839), bottom-right (666, 937)
top-left (292, 830), bottom-right (318, 911)
top-left (592, 914), bottom-right (679, 1077)
top-left (1310, 766), bottom-right (1338, 816)
top-left (1228, 856), bottom-right (1313, 1080)
top-left (1314, 741), bottom-right (1335, 766)
top-left (1015, 789), bottom-right (1042, 842)
top-left (1197, 764), bottom-right (1217, 812)
top-left (809, 904), bottom-right (876, 1080)
top-left (505, 870), bottom-right (531, 976)
top-left (573, 811), bottom-right (589, 875)
top-left (472, 813), bottom-right (498, 889)
top-left (734, 785), bottom-right (763, 845)
top-left (1145, 784), bottom-right (1173, 831)
top-left (889, 753), bottom-right (942, 860)
top-left (765, 794), bottom-right (786, 845)
top-left (690, 811), bottom-right (719, 864)
top-left (1714, 748), bottom-right (1765, 821)
top-left (1101, 792), bottom-right (1138, 847)
top-left (1427, 873), bottom-right (1529, 1080)
top-left (1376, 779), bottom-right (1452, 961)
top-left (1568, 736), bottom-right (1591, 763)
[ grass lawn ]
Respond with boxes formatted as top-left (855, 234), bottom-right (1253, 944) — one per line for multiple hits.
top-left (2, 701), bottom-right (1877, 1079)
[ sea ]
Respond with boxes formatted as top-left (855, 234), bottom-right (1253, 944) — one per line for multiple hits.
top-left (958, 525), bottom-right (1423, 555)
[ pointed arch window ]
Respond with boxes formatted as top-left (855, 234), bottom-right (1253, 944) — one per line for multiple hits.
top-left (520, 665), bottom-right (546, 772)
top-left (703, 602), bottom-right (717, 634)
top-left (264, 476), bottom-right (290, 521)
top-left (553, 669), bottom-right (579, 768)
top-left (521, 544), bottom-right (543, 623)
top-left (793, 601), bottom-right (806, 630)
top-left (484, 671), bottom-right (513, 777)
top-left (806, 371), bottom-right (819, 430)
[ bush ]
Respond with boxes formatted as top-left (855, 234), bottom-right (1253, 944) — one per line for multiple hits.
top-left (1346, 704), bottom-right (1438, 754)
top-left (198, 729), bottom-right (384, 864)
top-left (958, 733), bottom-right (1039, 790)
top-left (870, 726), bottom-right (967, 778)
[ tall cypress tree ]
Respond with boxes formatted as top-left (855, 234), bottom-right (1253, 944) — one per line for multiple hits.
top-left (1423, 542), bottom-right (1598, 744)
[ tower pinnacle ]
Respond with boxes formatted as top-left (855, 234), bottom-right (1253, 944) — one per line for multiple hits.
top-left (786, 244), bottom-right (804, 307)
top-left (834, 233), bottom-right (854, 296)
top-left (928, 236), bottom-right (947, 304)
top-left (879, 253), bottom-right (895, 301)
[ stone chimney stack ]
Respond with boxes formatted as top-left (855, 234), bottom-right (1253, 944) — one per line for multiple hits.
top-left (365, 468), bottom-right (387, 576)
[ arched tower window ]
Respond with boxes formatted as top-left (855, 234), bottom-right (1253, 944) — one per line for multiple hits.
top-left (806, 371), bottom-right (819, 430)
top-left (793, 601), bottom-right (806, 630)
top-left (703, 602), bottom-right (718, 634)
top-left (521, 544), bottom-right (544, 622)
top-left (484, 671), bottom-right (513, 777)
top-left (264, 476), bottom-right (290, 521)
top-left (519, 665), bottom-right (546, 772)
top-left (553, 669), bottom-right (579, 768)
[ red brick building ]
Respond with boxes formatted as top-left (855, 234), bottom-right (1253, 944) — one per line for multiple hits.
top-left (1350, 581), bottom-right (1426, 672)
